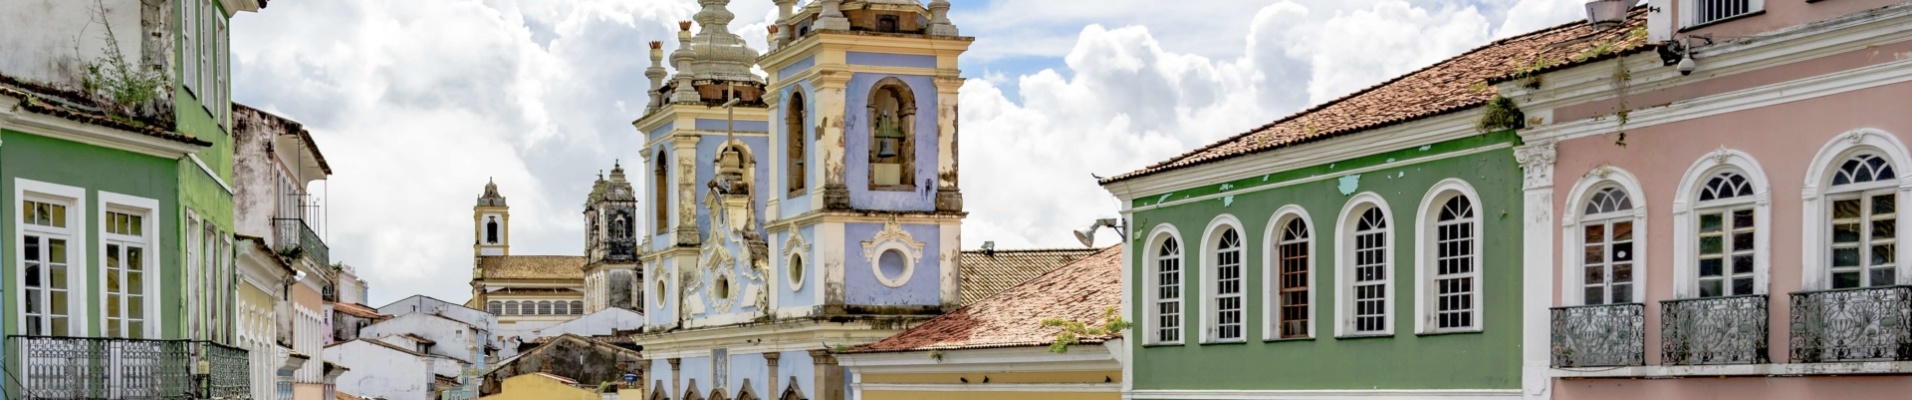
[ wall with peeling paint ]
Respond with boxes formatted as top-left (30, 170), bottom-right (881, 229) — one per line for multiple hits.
top-left (1126, 131), bottom-right (1525, 392)
top-left (843, 73), bottom-right (941, 212)
top-left (841, 222), bottom-right (944, 307)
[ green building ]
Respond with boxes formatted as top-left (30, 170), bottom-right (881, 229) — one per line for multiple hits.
top-left (1097, 19), bottom-right (1638, 399)
top-left (1, 0), bottom-right (269, 397)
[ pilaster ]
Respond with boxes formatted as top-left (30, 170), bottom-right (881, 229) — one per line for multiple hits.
top-left (808, 349), bottom-right (843, 400)
top-left (669, 357), bottom-right (683, 400)
top-left (763, 352), bottom-right (782, 398)
top-left (1514, 140), bottom-right (1556, 400)
top-left (814, 70), bottom-right (853, 211)
top-left (671, 135), bottom-right (703, 247)
top-left (932, 75), bottom-right (964, 212)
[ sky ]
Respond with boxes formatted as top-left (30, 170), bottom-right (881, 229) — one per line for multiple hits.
top-left (230, 0), bottom-right (1594, 307)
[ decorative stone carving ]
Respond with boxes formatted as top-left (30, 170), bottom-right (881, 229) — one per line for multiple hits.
top-left (1514, 141), bottom-right (1557, 190)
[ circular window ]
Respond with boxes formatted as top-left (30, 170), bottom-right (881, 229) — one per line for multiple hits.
top-left (873, 248), bottom-right (913, 287)
top-left (654, 279), bottom-right (668, 310)
top-left (715, 275), bottom-right (732, 300)
top-left (788, 254), bottom-right (806, 291)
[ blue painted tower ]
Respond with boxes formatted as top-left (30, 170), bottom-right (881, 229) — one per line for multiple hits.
top-left (631, 1), bottom-right (969, 400)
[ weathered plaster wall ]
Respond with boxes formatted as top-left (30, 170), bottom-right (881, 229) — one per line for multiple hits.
top-left (844, 73), bottom-right (940, 211)
top-left (778, 79), bottom-right (818, 219)
top-left (1662, 0), bottom-right (1902, 41)
top-left (1129, 132), bottom-right (1524, 391)
top-left (325, 341), bottom-right (442, 400)
top-left (775, 225), bottom-right (819, 309)
top-left (379, 295), bottom-right (497, 333)
top-left (359, 313), bottom-right (487, 363)
top-left (231, 107), bottom-right (282, 240)
top-left (0, 0), bottom-right (143, 88)
top-left (0, 131), bottom-right (182, 339)
top-left (841, 222), bottom-right (942, 306)
top-left (726, 352), bottom-right (769, 397)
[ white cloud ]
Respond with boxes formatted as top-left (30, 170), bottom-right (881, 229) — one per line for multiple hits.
top-left (233, 0), bottom-right (1588, 306)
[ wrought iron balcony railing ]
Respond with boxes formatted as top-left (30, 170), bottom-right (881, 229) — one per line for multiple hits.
top-left (6, 335), bottom-right (252, 400)
top-left (274, 217), bottom-right (329, 267)
top-left (1661, 294), bottom-right (1769, 365)
top-left (1551, 303), bottom-right (1645, 367)
top-left (1790, 285), bottom-right (1912, 363)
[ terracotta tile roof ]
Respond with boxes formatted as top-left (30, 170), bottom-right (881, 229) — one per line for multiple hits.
top-left (959, 248), bottom-right (1102, 305)
top-left (332, 302), bottom-right (389, 320)
top-left (336, 393), bottom-right (362, 400)
top-left (478, 256), bottom-right (587, 280)
top-left (851, 247), bottom-right (1122, 353)
top-left (0, 74), bottom-right (209, 147)
top-left (1105, 8), bottom-right (1652, 183)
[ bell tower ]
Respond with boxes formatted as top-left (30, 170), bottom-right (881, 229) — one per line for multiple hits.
top-left (474, 178), bottom-right (510, 257)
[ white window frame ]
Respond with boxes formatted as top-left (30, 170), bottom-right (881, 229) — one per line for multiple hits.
top-left (14, 179), bottom-right (88, 337)
top-left (1802, 129), bottom-right (1912, 290)
top-left (1199, 214), bottom-right (1246, 344)
top-left (1262, 205), bottom-right (1315, 341)
top-left (214, 16), bottom-right (229, 126)
top-left (199, 0), bottom-right (214, 104)
top-left (185, 212), bottom-right (201, 339)
top-left (1335, 192), bottom-right (1394, 337)
top-left (1681, 0), bottom-right (1765, 28)
top-left (1564, 166), bottom-right (1650, 306)
top-left (1672, 150), bottom-right (1771, 299)
top-left (99, 192), bottom-right (161, 339)
top-left (1415, 179), bottom-right (1484, 334)
top-left (181, 0), bottom-right (198, 96)
top-left (1143, 224), bottom-right (1185, 345)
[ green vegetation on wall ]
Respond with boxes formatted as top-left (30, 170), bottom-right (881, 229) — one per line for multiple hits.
top-left (1127, 131), bottom-right (1524, 392)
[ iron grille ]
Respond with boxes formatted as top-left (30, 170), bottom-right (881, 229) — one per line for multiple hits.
top-left (1550, 303), bottom-right (1645, 367)
top-left (1695, 0), bottom-right (1752, 26)
top-left (1790, 286), bottom-right (1912, 362)
top-left (1661, 294), bottom-right (1768, 365)
top-left (273, 217), bottom-right (329, 268)
top-left (6, 335), bottom-right (252, 400)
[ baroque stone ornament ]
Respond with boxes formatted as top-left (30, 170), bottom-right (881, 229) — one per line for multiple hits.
top-left (861, 218), bottom-right (925, 264)
top-left (1514, 141), bottom-right (1557, 190)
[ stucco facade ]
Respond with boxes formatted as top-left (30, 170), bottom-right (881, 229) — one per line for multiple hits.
top-left (1512, 2), bottom-right (1912, 399)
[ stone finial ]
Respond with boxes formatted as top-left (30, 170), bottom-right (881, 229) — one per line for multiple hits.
top-left (687, 0), bottom-right (763, 85)
top-left (671, 23), bottom-right (700, 103)
top-left (816, 0), bottom-right (849, 30)
top-left (928, 0), bottom-right (958, 36)
top-left (645, 41), bottom-right (668, 114)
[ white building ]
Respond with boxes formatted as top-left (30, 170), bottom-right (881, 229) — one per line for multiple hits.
top-left (325, 338), bottom-right (467, 400)
top-left (358, 312), bottom-right (492, 364)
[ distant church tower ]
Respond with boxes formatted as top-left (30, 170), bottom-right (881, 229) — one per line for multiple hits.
top-left (632, 1), bottom-right (969, 400)
top-left (475, 179), bottom-right (510, 257)
top-left (584, 164), bottom-right (643, 313)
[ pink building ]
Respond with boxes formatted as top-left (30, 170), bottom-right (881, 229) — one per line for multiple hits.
top-left (1510, 1), bottom-right (1912, 399)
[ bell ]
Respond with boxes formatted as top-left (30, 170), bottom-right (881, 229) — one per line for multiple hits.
top-left (876, 137), bottom-right (899, 158)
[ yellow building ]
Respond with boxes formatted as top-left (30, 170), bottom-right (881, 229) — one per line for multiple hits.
top-left (478, 373), bottom-right (600, 400)
top-left (836, 247), bottom-right (1125, 400)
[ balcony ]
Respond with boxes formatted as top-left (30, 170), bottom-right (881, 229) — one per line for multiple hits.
top-left (1551, 303), bottom-right (1645, 367)
top-left (1661, 295), bottom-right (1769, 365)
top-left (1790, 286), bottom-right (1912, 363)
top-left (6, 335), bottom-right (251, 399)
top-left (274, 217), bottom-right (329, 268)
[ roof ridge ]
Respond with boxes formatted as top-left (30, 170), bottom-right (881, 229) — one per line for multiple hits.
top-left (961, 247), bottom-right (1101, 253)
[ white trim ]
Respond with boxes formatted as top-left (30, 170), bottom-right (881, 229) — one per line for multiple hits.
top-left (1143, 223), bottom-right (1185, 345)
top-left (1262, 205), bottom-right (1316, 341)
top-left (1561, 166), bottom-right (1650, 305)
top-left (189, 154), bottom-right (236, 195)
top-left (1670, 149), bottom-right (1772, 298)
top-left (14, 178), bottom-right (89, 337)
top-left (1335, 192), bottom-right (1394, 337)
top-left (857, 383), bottom-right (1118, 393)
top-left (1413, 179), bottom-right (1483, 334)
top-left (1127, 389), bottom-right (1520, 400)
top-left (1128, 144), bottom-right (1512, 213)
top-left (868, 243), bottom-right (915, 288)
top-left (1800, 129), bottom-right (1912, 289)
top-left (98, 191), bottom-right (162, 339)
top-left (1514, 141), bottom-right (1559, 400)
top-left (0, 97), bottom-right (206, 158)
top-left (1199, 214), bottom-right (1247, 344)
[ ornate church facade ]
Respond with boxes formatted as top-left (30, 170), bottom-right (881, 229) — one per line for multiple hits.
top-left (466, 166), bottom-right (648, 335)
top-left (632, 1), bottom-right (969, 399)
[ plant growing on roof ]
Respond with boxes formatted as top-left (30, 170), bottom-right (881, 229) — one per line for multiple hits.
top-left (1041, 307), bottom-right (1132, 354)
top-left (1476, 94), bottom-right (1526, 133)
top-left (77, 0), bottom-right (165, 111)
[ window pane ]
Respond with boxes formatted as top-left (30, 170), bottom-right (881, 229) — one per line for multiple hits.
top-left (1585, 225), bottom-right (1606, 244)
top-left (1834, 223), bottom-right (1862, 243)
top-left (1732, 232), bottom-right (1754, 251)
top-left (1612, 283), bottom-right (1632, 303)
top-left (1872, 244), bottom-right (1895, 266)
top-left (1834, 271), bottom-right (1861, 289)
top-left (1585, 266), bottom-right (1605, 284)
top-left (1875, 220), bottom-right (1897, 239)
top-left (1700, 280), bottom-right (1722, 297)
top-left (1875, 194), bottom-right (1897, 215)
top-left (1613, 242), bottom-right (1634, 262)
top-left (1732, 255), bottom-right (1755, 274)
top-left (1585, 245), bottom-right (1604, 264)
top-left (1700, 214), bottom-right (1723, 233)
top-left (1731, 277), bottom-right (1754, 296)
top-left (1834, 248), bottom-right (1861, 267)
top-left (1585, 287), bottom-right (1605, 305)
top-left (1733, 209), bottom-right (1754, 229)
top-left (1699, 258), bottom-right (1723, 277)
top-left (1614, 262), bottom-right (1633, 282)
top-left (1613, 222), bottom-right (1634, 241)
top-left (1836, 199), bottom-right (1863, 219)
top-left (1700, 236), bottom-right (1724, 254)
top-left (1871, 268), bottom-right (1897, 287)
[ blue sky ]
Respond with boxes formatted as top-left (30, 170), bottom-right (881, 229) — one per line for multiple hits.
top-left (231, 0), bottom-right (1591, 306)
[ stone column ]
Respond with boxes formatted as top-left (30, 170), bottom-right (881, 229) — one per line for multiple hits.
top-left (1514, 141), bottom-right (1556, 400)
top-left (814, 70), bottom-right (854, 211)
top-left (931, 75), bottom-right (964, 212)
top-left (669, 358), bottom-right (683, 400)
top-left (763, 352), bottom-right (782, 398)
top-left (808, 350), bottom-right (842, 400)
top-left (765, 88), bottom-right (785, 219)
top-left (816, 0), bottom-right (848, 31)
top-left (773, 0), bottom-right (797, 46)
top-left (671, 135), bottom-right (703, 246)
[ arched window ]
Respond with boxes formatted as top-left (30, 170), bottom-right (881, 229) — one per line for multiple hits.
top-left (553, 301), bottom-right (569, 315)
top-left (1269, 210), bottom-right (1312, 339)
top-left (504, 301), bottom-right (519, 315)
top-left (488, 301), bottom-right (502, 315)
top-left (1695, 171), bottom-right (1757, 296)
top-left (787, 92), bottom-right (807, 195)
top-left (571, 301), bottom-right (584, 314)
top-left (1148, 230), bottom-right (1184, 344)
top-left (1205, 222), bottom-right (1245, 342)
top-left (538, 301), bottom-right (553, 315)
top-left (867, 78), bottom-right (916, 191)
top-left (1829, 153), bottom-right (1899, 288)
top-left (486, 217), bottom-right (500, 244)
top-left (654, 149), bottom-right (670, 234)
top-left (1581, 187), bottom-right (1638, 304)
top-left (1418, 180), bottom-right (1481, 333)
top-left (1344, 202), bottom-right (1392, 335)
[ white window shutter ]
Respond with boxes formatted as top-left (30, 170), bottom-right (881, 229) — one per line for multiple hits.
top-left (183, 0), bottom-right (197, 94)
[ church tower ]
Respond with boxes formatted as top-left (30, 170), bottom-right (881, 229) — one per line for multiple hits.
top-left (474, 179), bottom-right (510, 257)
top-left (584, 163), bottom-right (643, 313)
